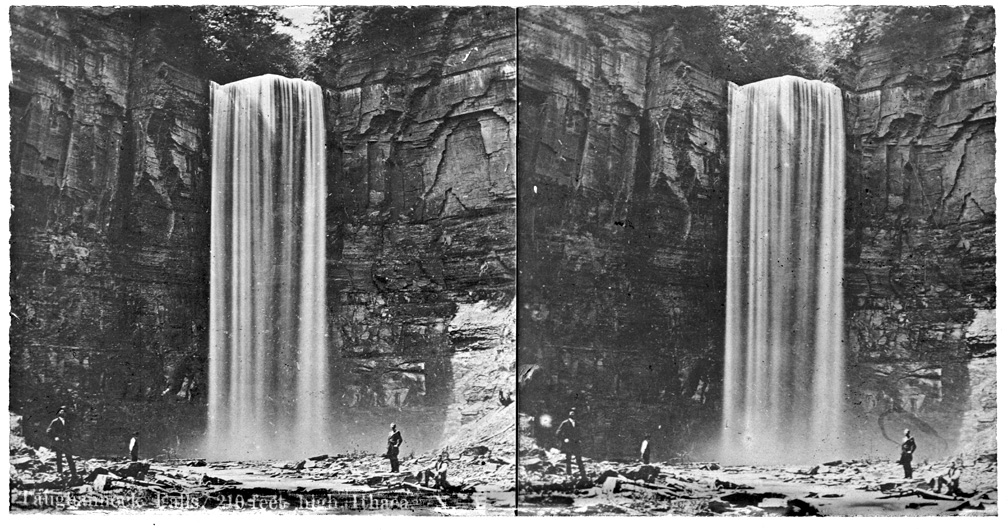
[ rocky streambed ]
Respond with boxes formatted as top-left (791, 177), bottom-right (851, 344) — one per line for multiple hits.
top-left (10, 444), bottom-right (516, 514)
top-left (518, 449), bottom-right (997, 516)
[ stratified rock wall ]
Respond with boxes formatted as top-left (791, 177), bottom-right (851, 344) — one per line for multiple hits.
top-left (517, 7), bottom-right (729, 460)
top-left (845, 6), bottom-right (996, 459)
top-left (9, 7), bottom-right (210, 456)
top-left (317, 7), bottom-right (516, 452)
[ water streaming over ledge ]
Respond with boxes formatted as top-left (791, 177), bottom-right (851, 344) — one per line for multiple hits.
top-left (208, 75), bottom-right (328, 459)
top-left (722, 76), bottom-right (845, 464)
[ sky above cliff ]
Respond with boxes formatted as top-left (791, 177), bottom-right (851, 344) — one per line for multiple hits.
top-left (277, 6), bottom-right (316, 43)
top-left (276, 5), bottom-right (846, 46)
top-left (795, 6), bottom-right (844, 44)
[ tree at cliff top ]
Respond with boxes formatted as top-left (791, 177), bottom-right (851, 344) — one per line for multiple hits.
top-left (821, 6), bottom-right (975, 88)
top-left (662, 6), bottom-right (824, 86)
top-left (302, 6), bottom-right (445, 82)
top-left (127, 6), bottom-right (303, 84)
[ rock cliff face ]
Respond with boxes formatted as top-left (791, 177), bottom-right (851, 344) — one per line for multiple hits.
top-left (317, 7), bottom-right (516, 452)
top-left (9, 6), bottom-right (516, 457)
top-left (844, 6), bottom-right (996, 458)
top-left (517, 8), bottom-right (729, 460)
top-left (10, 7), bottom-right (211, 456)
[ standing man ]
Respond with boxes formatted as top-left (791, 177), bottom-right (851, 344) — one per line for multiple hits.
top-left (556, 408), bottom-right (586, 480)
top-left (386, 423), bottom-right (404, 472)
top-left (640, 432), bottom-right (652, 464)
top-left (46, 406), bottom-right (78, 479)
top-left (129, 431), bottom-right (140, 462)
top-left (899, 428), bottom-right (917, 479)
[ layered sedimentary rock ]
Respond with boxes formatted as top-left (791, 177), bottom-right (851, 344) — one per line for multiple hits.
top-left (844, 6), bottom-right (996, 458)
top-left (517, 7), bottom-right (728, 460)
top-left (318, 7), bottom-right (516, 451)
top-left (9, 7), bottom-right (210, 456)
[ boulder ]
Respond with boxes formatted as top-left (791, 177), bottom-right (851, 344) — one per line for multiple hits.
top-left (110, 461), bottom-right (150, 479)
top-left (462, 445), bottom-right (491, 457)
top-left (785, 498), bottom-right (820, 516)
top-left (93, 474), bottom-right (114, 492)
top-left (600, 476), bottom-right (621, 494)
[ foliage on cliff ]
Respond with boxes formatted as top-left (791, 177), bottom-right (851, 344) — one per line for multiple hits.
top-left (302, 6), bottom-right (445, 81)
top-left (822, 6), bottom-right (978, 87)
top-left (124, 6), bottom-right (302, 84)
top-left (660, 6), bottom-right (823, 85)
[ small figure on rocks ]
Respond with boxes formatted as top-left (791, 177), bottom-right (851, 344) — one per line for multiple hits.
top-left (129, 431), bottom-right (140, 462)
top-left (419, 450), bottom-right (451, 489)
top-left (556, 408), bottom-right (586, 480)
top-left (385, 423), bottom-right (404, 472)
top-left (899, 428), bottom-right (917, 479)
top-left (640, 433), bottom-right (652, 464)
top-left (46, 405), bottom-right (77, 479)
top-left (930, 460), bottom-right (963, 496)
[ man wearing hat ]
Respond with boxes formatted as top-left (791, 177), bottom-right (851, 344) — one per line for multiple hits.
top-left (555, 408), bottom-right (586, 480)
top-left (46, 406), bottom-right (78, 479)
top-left (899, 428), bottom-right (917, 479)
top-left (385, 423), bottom-right (404, 472)
top-left (420, 450), bottom-right (451, 489)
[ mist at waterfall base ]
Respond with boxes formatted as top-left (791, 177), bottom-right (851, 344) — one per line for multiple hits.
top-left (206, 75), bottom-right (329, 460)
top-left (721, 76), bottom-right (847, 465)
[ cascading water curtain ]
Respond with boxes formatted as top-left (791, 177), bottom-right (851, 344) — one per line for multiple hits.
top-left (208, 75), bottom-right (327, 459)
top-left (722, 76), bottom-right (845, 464)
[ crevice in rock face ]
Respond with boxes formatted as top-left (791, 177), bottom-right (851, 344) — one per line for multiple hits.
top-left (108, 104), bottom-right (136, 244)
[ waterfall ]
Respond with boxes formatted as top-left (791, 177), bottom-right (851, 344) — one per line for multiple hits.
top-left (208, 75), bottom-right (328, 459)
top-left (722, 76), bottom-right (845, 464)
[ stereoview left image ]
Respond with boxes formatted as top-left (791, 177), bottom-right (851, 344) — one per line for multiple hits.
top-left (9, 6), bottom-right (516, 514)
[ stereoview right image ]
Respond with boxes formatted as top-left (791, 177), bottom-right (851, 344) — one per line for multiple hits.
top-left (516, 5), bottom-right (996, 516)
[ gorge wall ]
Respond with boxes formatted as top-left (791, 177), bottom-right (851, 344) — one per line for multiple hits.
top-left (9, 6), bottom-right (516, 457)
top-left (844, 6), bottom-right (996, 459)
top-left (517, 7), bottom-right (729, 460)
top-left (316, 7), bottom-right (516, 453)
top-left (10, 7), bottom-right (211, 456)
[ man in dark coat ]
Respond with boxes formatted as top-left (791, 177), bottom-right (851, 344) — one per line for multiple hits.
top-left (46, 406), bottom-right (77, 478)
top-left (556, 408), bottom-right (586, 479)
top-left (899, 428), bottom-right (917, 479)
top-left (386, 423), bottom-right (404, 472)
